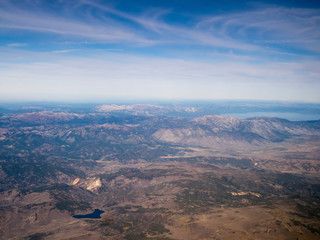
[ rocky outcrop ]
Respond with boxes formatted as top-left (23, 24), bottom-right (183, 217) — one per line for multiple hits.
top-left (72, 177), bottom-right (102, 192)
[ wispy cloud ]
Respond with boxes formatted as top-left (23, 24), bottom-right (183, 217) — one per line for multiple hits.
top-left (1, 50), bottom-right (319, 101)
top-left (0, 0), bottom-right (258, 50)
top-left (51, 49), bottom-right (79, 54)
top-left (0, 1), bottom-right (155, 45)
top-left (198, 7), bottom-right (320, 52)
top-left (6, 43), bottom-right (28, 47)
top-left (1, 0), bottom-right (319, 54)
top-left (75, 0), bottom-right (260, 50)
top-left (0, 0), bottom-right (319, 102)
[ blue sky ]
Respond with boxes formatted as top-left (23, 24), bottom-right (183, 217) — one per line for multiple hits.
top-left (0, 0), bottom-right (320, 102)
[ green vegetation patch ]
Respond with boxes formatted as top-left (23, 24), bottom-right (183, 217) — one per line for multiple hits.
top-left (23, 232), bottom-right (53, 240)
top-left (148, 223), bottom-right (170, 235)
top-left (124, 232), bottom-right (148, 240)
top-left (54, 196), bottom-right (90, 213)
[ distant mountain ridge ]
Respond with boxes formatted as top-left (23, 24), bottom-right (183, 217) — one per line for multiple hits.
top-left (153, 115), bottom-right (320, 147)
top-left (1, 111), bottom-right (320, 191)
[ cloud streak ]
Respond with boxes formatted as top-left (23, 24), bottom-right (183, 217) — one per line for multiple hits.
top-left (1, 50), bottom-right (319, 101)
top-left (198, 7), bottom-right (320, 52)
top-left (0, 11), bottom-right (154, 46)
top-left (78, 0), bottom-right (258, 50)
top-left (6, 43), bottom-right (28, 47)
top-left (1, 0), bottom-right (319, 53)
top-left (0, 1), bottom-right (318, 53)
top-left (0, 0), bottom-right (319, 102)
top-left (0, 0), bottom-right (277, 51)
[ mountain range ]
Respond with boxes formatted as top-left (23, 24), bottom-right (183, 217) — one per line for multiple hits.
top-left (1, 103), bottom-right (320, 239)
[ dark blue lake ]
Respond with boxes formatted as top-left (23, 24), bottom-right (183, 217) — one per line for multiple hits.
top-left (73, 209), bottom-right (104, 219)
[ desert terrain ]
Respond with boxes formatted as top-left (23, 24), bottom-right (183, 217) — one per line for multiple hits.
top-left (0, 103), bottom-right (319, 239)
